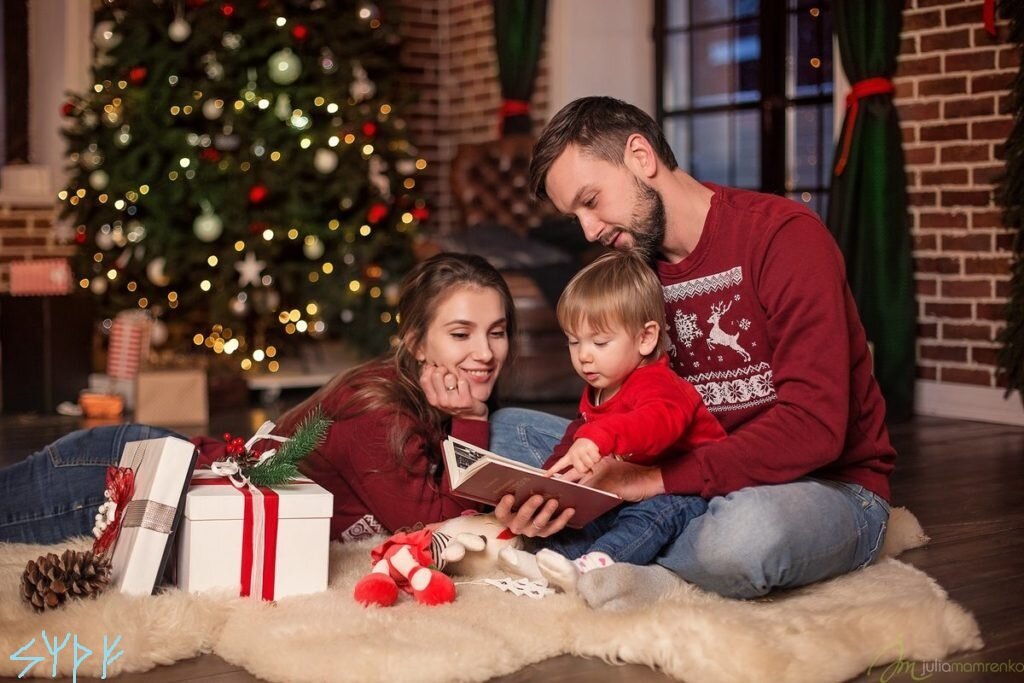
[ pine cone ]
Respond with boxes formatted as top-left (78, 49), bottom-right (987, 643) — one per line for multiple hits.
top-left (21, 549), bottom-right (112, 612)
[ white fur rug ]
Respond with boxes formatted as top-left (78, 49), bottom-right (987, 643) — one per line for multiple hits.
top-left (0, 508), bottom-right (982, 683)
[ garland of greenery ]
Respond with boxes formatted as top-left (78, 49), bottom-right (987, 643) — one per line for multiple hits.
top-left (245, 408), bottom-right (331, 488)
top-left (996, 0), bottom-right (1024, 404)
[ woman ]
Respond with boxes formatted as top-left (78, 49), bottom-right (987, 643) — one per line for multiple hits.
top-left (0, 253), bottom-right (517, 545)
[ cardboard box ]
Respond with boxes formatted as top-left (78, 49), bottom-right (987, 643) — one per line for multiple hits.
top-left (107, 436), bottom-right (198, 595)
top-left (177, 476), bottom-right (333, 600)
top-left (135, 369), bottom-right (208, 426)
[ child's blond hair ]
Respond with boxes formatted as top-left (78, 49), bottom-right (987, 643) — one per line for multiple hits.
top-left (556, 251), bottom-right (668, 358)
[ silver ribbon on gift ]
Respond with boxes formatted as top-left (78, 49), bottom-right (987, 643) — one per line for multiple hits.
top-left (121, 498), bottom-right (177, 534)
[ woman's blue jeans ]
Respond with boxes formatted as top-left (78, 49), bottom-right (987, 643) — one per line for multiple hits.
top-left (0, 424), bottom-right (183, 544)
top-left (490, 407), bottom-right (891, 600)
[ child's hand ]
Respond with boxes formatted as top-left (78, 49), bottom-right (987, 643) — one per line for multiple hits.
top-left (546, 438), bottom-right (602, 481)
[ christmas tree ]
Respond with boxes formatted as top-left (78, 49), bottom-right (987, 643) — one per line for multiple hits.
top-left (61, 0), bottom-right (425, 371)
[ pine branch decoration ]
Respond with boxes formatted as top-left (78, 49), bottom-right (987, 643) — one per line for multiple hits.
top-left (996, 0), bottom-right (1024, 403)
top-left (246, 408), bottom-right (331, 488)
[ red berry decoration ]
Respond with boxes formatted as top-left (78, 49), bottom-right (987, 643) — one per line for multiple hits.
top-left (61, 101), bottom-right (76, 117)
top-left (223, 432), bottom-right (233, 442)
top-left (367, 203), bottom-right (388, 224)
top-left (291, 24), bottom-right (308, 41)
top-left (248, 184), bottom-right (269, 204)
top-left (221, 2), bottom-right (235, 17)
top-left (361, 121), bottom-right (377, 137)
top-left (129, 66), bottom-right (148, 85)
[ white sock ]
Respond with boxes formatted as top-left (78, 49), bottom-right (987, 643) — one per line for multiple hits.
top-left (574, 551), bottom-right (614, 574)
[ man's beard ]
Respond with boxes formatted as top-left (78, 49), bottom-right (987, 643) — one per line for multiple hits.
top-left (618, 178), bottom-right (666, 260)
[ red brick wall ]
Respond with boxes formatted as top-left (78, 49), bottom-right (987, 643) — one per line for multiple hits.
top-left (397, 0), bottom-right (549, 234)
top-left (0, 204), bottom-right (73, 293)
top-left (896, 0), bottom-right (1019, 388)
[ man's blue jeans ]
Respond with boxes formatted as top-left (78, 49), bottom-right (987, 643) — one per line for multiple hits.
top-left (490, 407), bottom-right (891, 599)
top-left (0, 424), bottom-right (182, 544)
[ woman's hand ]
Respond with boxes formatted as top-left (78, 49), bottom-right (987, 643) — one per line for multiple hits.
top-left (419, 363), bottom-right (488, 420)
top-left (494, 494), bottom-right (575, 538)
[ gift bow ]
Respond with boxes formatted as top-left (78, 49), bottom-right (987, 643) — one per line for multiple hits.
top-left (209, 421), bottom-right (290, 489)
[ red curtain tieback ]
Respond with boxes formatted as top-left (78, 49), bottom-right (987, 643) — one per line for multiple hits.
top-left (499, 99), bottom-right (531, 118)
top-left (983, 0), bottom-right (996, 36)
top-left (834, 77), bottom-right (895, 176)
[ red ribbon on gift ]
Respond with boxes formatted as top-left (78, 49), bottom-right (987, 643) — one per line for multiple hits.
top-left (93, 466), bottom-right (136, 556)
top-left (190, 477), bottom-right (280, 601)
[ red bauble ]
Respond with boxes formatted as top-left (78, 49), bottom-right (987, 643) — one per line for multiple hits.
top-left (61, 101), bottom-right (75, 117)
top-left (361, 121), bottom-right (377, 137)
top-left (201, 148), bottom-right (222, 162)
top-left (248, 221), bottom-right (269, 234)
top-left (129, 66), bottom-right (148, 85)
top-left (412, 206), bottom-right (430, 222)
top-left (248, 184), bottom-right (269, 204)
top-left (291, 24), bottom-right (308, 41)
top-left (74, 228), bottom-right (88, 245)
top-left (367, 203), bottom-right (388, 224)
top-left (221, 2), bottom-right (235, 17)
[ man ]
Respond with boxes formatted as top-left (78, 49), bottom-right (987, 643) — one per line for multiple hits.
top-left (490, 96), bottom-right (895, 607)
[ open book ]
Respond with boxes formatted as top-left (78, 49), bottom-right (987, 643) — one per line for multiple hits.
top-left (442, 436), bottom-right (622, 529)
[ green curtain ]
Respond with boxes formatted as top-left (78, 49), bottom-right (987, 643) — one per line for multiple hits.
top-left (827, 0), bottom-right (916, 421)
top-left (996, 0), bottom-right (1023, 403)
top-left (492, 0), bottom-right (547, 136)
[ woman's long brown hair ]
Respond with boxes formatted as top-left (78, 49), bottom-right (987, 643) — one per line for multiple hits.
top-left (276, 253), bottom-right (517, 472)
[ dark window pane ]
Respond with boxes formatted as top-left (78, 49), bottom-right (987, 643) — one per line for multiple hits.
top-left (692, 22), bottom-right (760, 107)
top-left (664, 116), bottom-right (692, 174)
top-left (787, 6), bottom-right (832, 97)
top-left (786, 104), bottom-right (821, 189)
top-left (734, 110), bottom-right (760, 188)
top-left (736, 0), bottom-right (759, 19)
top-left (693, 0), bottom-right (731, 24)
top-left (692, 112), bottom-right (731, 184)
top-left (664, 33), bottom-right (691, 110)
top-left (787, 191), bottom-right (821, 219)
top-left (667, 0), bottom-right (690, 28)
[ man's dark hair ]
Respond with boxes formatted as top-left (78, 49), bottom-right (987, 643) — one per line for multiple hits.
top-left (529, 96), bottom-right (679, 200)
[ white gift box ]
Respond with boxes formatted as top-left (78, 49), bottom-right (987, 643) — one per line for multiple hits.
top-left (108, 437), bottom-right (198, 595)
top-left (177, 475), bottom-right (333, 600)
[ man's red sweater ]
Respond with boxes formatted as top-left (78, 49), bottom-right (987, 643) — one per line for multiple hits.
top-left (542, 356), bottom-right (726, 470)
top-left (656, 185), bottom-right (896, 501)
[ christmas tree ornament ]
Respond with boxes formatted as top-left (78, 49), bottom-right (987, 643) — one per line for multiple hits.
top-left (21, 550), bottom-right (112, 612)
top-left (96, 229), bottom-right (115, 251)
top-left (91, 277), bottom-right (109, 295)
top-left (168, 17), bottom-right (191, 42)
top-left (203, 52), bottom-right (225, 81)
top-left (350, 62), bottom-right (375, 102)
top-left (291, 24), bottom-right (308, 41)
top-left (412, 206), bottom-right (430, 222)
top-left (274, 93), bottom-right (292, 120)
top-left (126, 220), bottom-right (147, 243)
top-left (368, 156), bottom-right (391, 198)
top-left (193, 204), bottom-right (224, 242)
top-left (303, 236), bottom-right (325, 260)
top-left (248, 184), bottom-right (269, 204)
top-left (150, 319), bottom-right (169, 347)
top-left (222, 32), bottom-right (242, 50)
top-left (201, 98), bottom-right (223, 118)
top-left (82, 110), bottom-right (100, 129)
top-left (319, 47), bottom-right (338, 74)
top-left (81, 147), bottom-right (103, 170)
top-left (313, 148), bottom-right (338, 174)
top-left (362, 121), bottom-right (377, 137)
top-left (367, 202), bottom-right (388, 224)
top-left (93, 21), bottom-right (121, 50)
top-left (147, 257), bottom-right (171, 286)
top-left (220, 2), bottom-right (236, 18)
top-left (129, 66), bottom-right (148, 85)
top-left (214, 132), bottom-right (241, 151)
top-left (395, 158), bottom-right (417, 176)
top-left (236, 251), bottom-right (267, 287)
top-left (357, 2), bottom-right (381, 23)
top-left (115, 125), bottom-right (132, 147)
top-left (268, 48), bottom-right (301, 85)
top-left (61, 100), bottom-right (76, 117)
top-left (89, 169), bottom-right (110, 191)
top-left (201, 147), bottom-right (222, 163)
top-left (230, 294), bottom-right (248, 316)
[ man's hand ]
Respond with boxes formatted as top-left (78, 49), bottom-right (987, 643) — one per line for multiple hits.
top-left (545, 438), bottom-right (601, 481)
top-left (493, 494), bottom-right (575, 537)
top-left (579, 457), bottom-right (666, 502)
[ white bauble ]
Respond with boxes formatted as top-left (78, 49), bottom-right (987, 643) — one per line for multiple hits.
top-left (149, 319), bottom-right (168, 347)
top-left (81, 149), bottom-right (103, 170)
top-left (230, 296), bottom-right (248, 316)
top-left (96, 230), bottom-right (115, 251)
top-left (303, 236), bottom-right (325, 260)
top-left (268, 48), bottom-right (302, 85)
top-left (201, 99), bottom-right (223, 120)
top-left (193, 210), bottom-right (223, 242)
top-left (90, 276), bottom-right (108, 295)
top-left (313, 148), bottom-right (338, 174)
top-left (395, 159), bottom-right (417, 176)
top-left (115, 126), bottom-right (132, 147)
top-left (93, 21), bottom-right (121, 50)
top-left (168, 18), bottom-right (191, 42)
top-left (89, 170), bottom-right (109, 191)
top-left (146, 257), bottom-right (171, 286)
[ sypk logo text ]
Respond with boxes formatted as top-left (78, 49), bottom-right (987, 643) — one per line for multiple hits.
top-left (9, 631), bottom-right (123, 681)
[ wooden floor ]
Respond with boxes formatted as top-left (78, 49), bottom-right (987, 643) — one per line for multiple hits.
top-left (1, 410), bottom-right (1022, 683)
